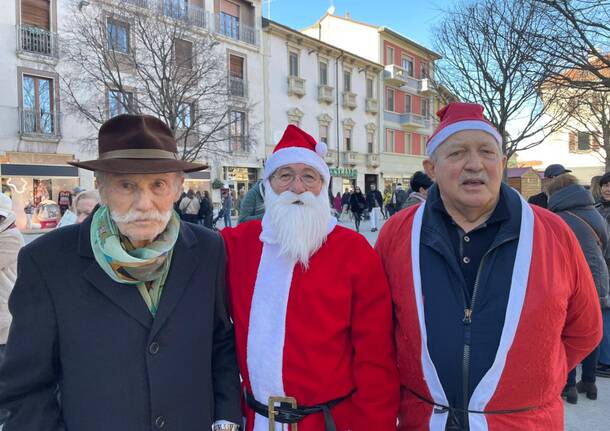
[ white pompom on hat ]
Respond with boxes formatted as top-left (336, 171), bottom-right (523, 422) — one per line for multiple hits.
top-left (426, 102), bottom-right (502, 156)
top-left (0, 193), bottom-right (15, 219)
top-left (264, 125), bottom-right (330, 184)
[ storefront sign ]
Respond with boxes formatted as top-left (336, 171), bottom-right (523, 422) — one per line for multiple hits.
top-left (330, 167), bottom-right (358, 178)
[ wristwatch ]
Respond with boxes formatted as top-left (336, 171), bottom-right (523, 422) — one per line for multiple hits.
top-left (212, 422), bottom-right (240, 430)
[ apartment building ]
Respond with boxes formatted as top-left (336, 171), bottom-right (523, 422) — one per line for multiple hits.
top-left (262, 18), bottom-right (383, 194)
top-left (0, 0), bottom-right (264, 229)
top-left (302, 11), bottom-right (441, 191)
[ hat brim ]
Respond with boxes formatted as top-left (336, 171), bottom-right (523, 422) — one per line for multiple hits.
top-left (68, 158), bottom-right (207, 174)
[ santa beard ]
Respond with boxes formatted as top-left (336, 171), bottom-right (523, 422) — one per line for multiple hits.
top-left (261, 180), bottom-right (331, 269)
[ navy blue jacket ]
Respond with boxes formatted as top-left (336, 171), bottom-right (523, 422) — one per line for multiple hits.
top-left (0, 214), bottom-right (241, 431)
top-left (420, 184), bottom-right (521, 421)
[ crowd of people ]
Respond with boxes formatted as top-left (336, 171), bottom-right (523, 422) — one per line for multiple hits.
top-left (0, 104), bottom-right (607, 431)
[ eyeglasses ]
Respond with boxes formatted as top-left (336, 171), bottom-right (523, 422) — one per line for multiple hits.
top-left (272, 171), bottom-right (322, 187)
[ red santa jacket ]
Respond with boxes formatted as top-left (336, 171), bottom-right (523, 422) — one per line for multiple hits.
top-left (375, 196), bottom-right (602, 430)
top-left (222, 220), bottom-right (399, 431)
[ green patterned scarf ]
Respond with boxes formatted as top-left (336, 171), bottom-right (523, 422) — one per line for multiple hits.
top-left (90, 205), bottom-right (180, 316)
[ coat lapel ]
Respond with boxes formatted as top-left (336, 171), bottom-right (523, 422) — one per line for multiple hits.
top-left (149, 222), bottom-right (198, 339)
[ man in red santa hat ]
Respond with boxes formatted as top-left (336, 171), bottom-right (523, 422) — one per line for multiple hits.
top-left (376, 102), bottom-right (602, 431)
top-left (222, 124), bottom-right (399, 431)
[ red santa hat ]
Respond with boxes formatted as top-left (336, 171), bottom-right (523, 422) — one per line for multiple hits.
top-left (426, 102), bottom-right (502, 156)
top-left (264, 125), bottom-right (330, 184)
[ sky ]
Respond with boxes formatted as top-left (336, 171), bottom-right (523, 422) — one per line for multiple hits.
top-left (263, 0), bottom-right (457, 49)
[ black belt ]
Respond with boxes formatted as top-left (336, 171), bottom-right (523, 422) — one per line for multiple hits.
top-left (407, 389), bottom-right (536, 431)
top-left (245, 389), bottom-right (355, 431)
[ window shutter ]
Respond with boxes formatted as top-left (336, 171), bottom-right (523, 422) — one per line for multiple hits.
top-left (568, 132), bottom-right (577, 152)
top-left (229, 55), bottom-right (244, 77)
top-left (221, 0), bottom-right (239, 17)
top-left (22, 0), bottom-right (50, 29)
top-left (592, 133), bottom-right (601, 150)
top-left (175, 39), bottom-right (193, 69)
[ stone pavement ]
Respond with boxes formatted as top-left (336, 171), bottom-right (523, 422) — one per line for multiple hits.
top-left (22, 216), bottom-right (608, 430)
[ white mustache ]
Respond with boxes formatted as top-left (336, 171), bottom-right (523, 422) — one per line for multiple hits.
top-left (275, 190), bottom-right (318, 206)
top-left (110, 209), bottom-right (172, 224)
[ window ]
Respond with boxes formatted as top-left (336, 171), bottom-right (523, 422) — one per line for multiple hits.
top-left (386, 88), bottom-right (395, 111)
top-left (385, 129), bottom-right (395, 152)
top-left (21, 0), bottom-right (50, 29)
top-left (229, 54), bottom-right (245, 96)
top-left (220, 0), bottom-right (240, 39)
top-left (401, 56), bottom-right (414, 76)
top-left (177, 102), bottom-right (193, 128)
top-left (229, 110), bottom-right (246, 152)
top-left (405, 133), bottom-right (412, 154)
top-left (385, 46), bottom-right (394, 65)
top-left (107, 18), bottom-right (129, 53)
top-left (420, 135), bottom-right (429, 154)
top-left (421, 62), bottom-right (429, 79)
top-left (289, 52), bottom-right (299, 77)
top-left (319, 61), bottom-right (328, 86)
top-left (175, 38), bottom-right (193, 69)
top-left (366, 78), bottom-right (374, 99)
top-left (21, 75), bottom-right (54, 135)
top-left (343, 70), bottom-right (351, 92)
top-left (108, 89), bottom-right (132, 118)
top-left (344, 129), bottom-right (352, 151)
top-left (405, 95), bottom-right (412, 113)
top-left (367, 132), bottom-right (374, 153)
top-left (320, 124), bottom-right (328, 144)
top-left (578, 131), bottom-right (591, 151)
top-left (422, 98), bottom-right (430, 118)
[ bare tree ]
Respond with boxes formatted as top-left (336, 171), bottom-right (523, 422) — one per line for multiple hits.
top-left (61, 0), bottom-right (256, 161)
top-left (532, 0), bottom-right (610, 92)
top-left (433, 0), bottom-right (570, 158)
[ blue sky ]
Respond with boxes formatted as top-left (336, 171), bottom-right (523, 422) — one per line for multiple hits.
top-left (263, 0), bottom-right (456, 49)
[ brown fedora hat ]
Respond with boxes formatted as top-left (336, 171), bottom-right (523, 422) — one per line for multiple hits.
top-left (68, 114), bottom-right (207, 174)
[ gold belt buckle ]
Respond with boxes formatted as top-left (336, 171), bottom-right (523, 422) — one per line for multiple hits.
top-left (267, 396), bottom-right (298, 431)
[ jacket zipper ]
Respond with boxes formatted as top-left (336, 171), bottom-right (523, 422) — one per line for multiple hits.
top-left (461, 237), bottom-right (513, 430)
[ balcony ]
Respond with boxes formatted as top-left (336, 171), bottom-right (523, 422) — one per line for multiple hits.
top-left (367, 153), bottom-right (380, 168)
top-left (122, 0), bottom-right (207, 29)
top-left (19, 109), bottom-right (62, 139)
top-left (229, 75), bottom-right (247, 98)
top-left (384, 64), bottom-right (407, 86)
top-left (288, 76), bottom-right (306, 98)
top-left (17, 25), bottom-right (59, 58)
top-left (365, 98), bottom-right (379, 114)
top-left (324, 149), bottom-right (338, 165)
top-left (342, 91), bottom-right (357, 110)
top-left (211, 12), bottom-right (259, 46)
top-left (420, 78), bottom-right (434, 96)
top-left (318, 85), bottom-right (334, 104)
top-left (384, 111), bottom-right (432, 131)
top-left (342, 150), bottom-right (359, 166)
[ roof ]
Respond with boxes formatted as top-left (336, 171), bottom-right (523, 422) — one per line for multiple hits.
top-left (507, 167), bottom-right (537, 178)
top-left (262, 18), bottom-right (383, 70)
top-left (301, 12), bottom-right (441, 60)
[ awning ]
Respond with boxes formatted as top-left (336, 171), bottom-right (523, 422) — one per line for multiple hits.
top-left (0, 164), bottom-right (79, 177)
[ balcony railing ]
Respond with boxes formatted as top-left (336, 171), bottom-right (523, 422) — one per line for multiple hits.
top-left (342, 91), bottom-right (357, 110)
top-left (123, 0), bottom-right (207, 29)
top-left (288, 76), bottom-right (306, 97)
top-left (342, 151), bottom-right (359, 166)
top-left (384, 64), bottom-right (407, 86)
top-left (365, 98), bottom-right (379, 114)
top-left (367, 153), bottom-right (380, 168)
top-left (19, 109), bottom-right (62, 138)
top-left (318, 85), bottom-right (334, 104)
top-left (229, 135), bottom-right (249, 153)
top-left (229, 75), bottom-right (247, 97)
top-left (324, 149), bottom-right (338, 165)
top-left (17, 25), bottom-right (59, 58)
top-left (210, 12), bottom-right (259, 46)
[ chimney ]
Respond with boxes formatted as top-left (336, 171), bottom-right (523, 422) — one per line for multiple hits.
top-left (345, 11), bottom-right (351, 19)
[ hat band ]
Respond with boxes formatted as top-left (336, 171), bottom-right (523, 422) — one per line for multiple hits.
top-left (99, 149), bottom-right (179, 160)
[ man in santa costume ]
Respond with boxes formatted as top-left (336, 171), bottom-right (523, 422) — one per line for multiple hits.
top-left (222, 125), bottom-right (399, 431)
top-left (375, 102), bottom-right (603, 431)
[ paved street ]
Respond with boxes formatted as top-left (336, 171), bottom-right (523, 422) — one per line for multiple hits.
top-left (22, 219), bottom-right (608, 430)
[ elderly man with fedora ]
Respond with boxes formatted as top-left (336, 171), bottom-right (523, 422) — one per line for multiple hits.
top-left (0, 114), bottom-right (241, 431)
top-left (376, 102), bottom-right (602, 430)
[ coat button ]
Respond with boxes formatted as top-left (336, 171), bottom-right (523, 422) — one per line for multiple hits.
top-left (149, 342), bottom-right (160, 355)
top-left (463, 256), bottom-right (471, 264)
top-left (155, 415), bottom-right (166, 428)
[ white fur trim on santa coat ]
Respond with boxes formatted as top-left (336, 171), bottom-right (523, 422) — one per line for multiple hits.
top-left (248, 219), bottom-right (337, 431)
top-left (426, 120), bottom-right (503, 156)
top-left (410, 190), bottom-right (534, 430)
top-left (264, 147), bottom-right (331, 185)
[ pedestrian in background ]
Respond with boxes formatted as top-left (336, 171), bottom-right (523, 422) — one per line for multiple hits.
top-left (528, 164), bottom-right (572, 209)
top-left (389, 183), bottom-right (408, 215)
top-left (199, 191), bottom-right (213, 228)
top-left (238, 181), bottom-right (265, 223)
top-left (382, 187), bottom-right (392, 219)
top-left (547, 173), bottom-right (610, 403)
top-left (0, 194), bottom-right (24, 359)
top-left (404, 171), bottom-right (433, 209)
top-left (222, 190), bottom-right (233, 227)
top-left (333, 192), bottom-right (342, 219)
top-left (179, 189), bottom-right (200, 224)
top-left (340, 188), bottom-right (352, 222)
top-left (591, 175), bottom-right (602, 203)
top-left (349, 186), bottom-right (366, 233)
top-left (366, 184), bottom-right (383, 232)
top-left (595, 171), bottom-right (610, 378)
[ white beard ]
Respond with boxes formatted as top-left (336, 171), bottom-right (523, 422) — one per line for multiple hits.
top-left (261, 181), bottom-right (331, 269)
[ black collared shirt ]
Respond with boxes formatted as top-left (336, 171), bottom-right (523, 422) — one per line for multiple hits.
top-left (430, 190), bottom-right (510, 300)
